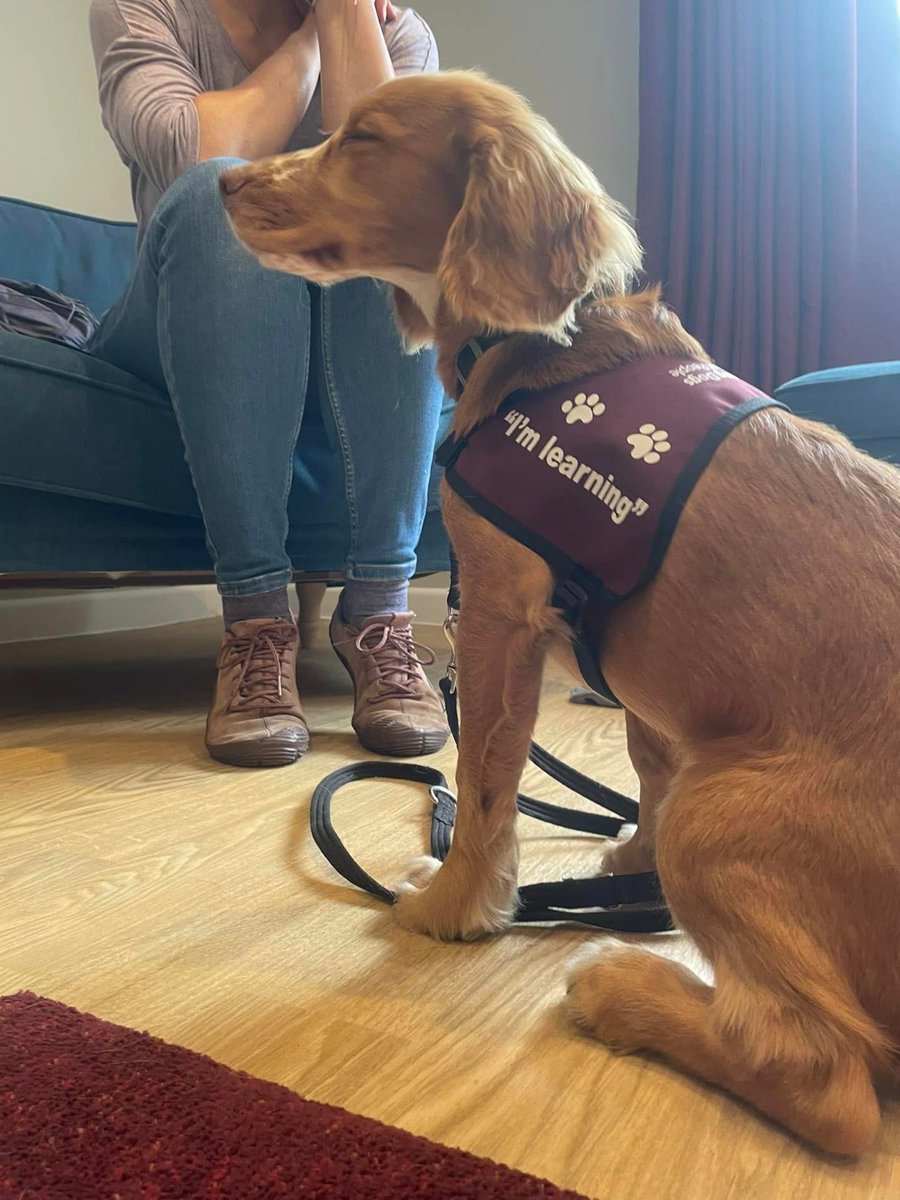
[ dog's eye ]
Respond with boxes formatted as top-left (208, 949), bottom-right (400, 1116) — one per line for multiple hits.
top-left (342, 130), bottom-right (382, 146)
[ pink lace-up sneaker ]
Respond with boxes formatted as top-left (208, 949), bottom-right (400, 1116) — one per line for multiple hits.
top-left (205, 618), bottom-right (309, 767)
top-left (329, 610), bottom-right (449, 757)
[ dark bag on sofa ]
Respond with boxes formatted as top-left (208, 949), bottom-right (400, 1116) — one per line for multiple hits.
top-left (0, 278), bottom-right (98, 349)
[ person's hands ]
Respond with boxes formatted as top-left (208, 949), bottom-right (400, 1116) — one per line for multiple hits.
top-left (374, 0), bottom-right (398, 21)
top-left (312, 0), bottom-right (399, 22)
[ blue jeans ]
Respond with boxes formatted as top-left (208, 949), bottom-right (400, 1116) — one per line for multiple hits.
top-left (89, 158), bottom-right (445, 597)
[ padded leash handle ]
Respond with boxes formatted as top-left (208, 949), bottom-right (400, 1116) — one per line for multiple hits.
top-left (517, 875), bottom-right (673, 932)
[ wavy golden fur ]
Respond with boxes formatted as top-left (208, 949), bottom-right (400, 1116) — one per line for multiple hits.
top-left (223, 71), bottom-right (900, 1156)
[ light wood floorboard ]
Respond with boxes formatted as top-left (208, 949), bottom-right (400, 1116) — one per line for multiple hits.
top-left (0, 619), bottom-right (896, 1198)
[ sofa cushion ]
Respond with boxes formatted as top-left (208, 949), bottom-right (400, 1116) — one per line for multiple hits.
top-left (775, 361), bottom-right (900, 462)
top-left (0, 329), bottom-right (200, 517)
top-left (0, 328), bottom-right (358, 527)
top-left (0, 196), bottom-right (136, 318)
top-left (0, 481), bottom-right (450, 576)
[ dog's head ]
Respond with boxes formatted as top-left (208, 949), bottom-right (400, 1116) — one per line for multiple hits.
top-left (222, 71), bottom-right (642, 346)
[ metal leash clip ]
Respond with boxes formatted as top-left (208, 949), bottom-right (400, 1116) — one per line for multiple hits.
top-left (443, 607), bottom-right (459, 693)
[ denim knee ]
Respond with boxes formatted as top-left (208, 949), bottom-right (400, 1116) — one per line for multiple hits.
top-left (154, 156), bottom-right (250, 227)
top-left (148, 156), bottom-right (299, 289)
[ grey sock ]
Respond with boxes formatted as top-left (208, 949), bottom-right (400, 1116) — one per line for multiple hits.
top-left (340, 579), bottom-right (410, 627)
top-left (222, 586), bottom-right (294, 628)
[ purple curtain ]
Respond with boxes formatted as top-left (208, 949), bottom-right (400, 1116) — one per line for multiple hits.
top-left (637, 0), bottom-right (900, 394)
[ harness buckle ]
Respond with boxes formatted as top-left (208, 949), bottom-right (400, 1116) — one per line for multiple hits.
top-left (552, 578), bottom-right (589, 630)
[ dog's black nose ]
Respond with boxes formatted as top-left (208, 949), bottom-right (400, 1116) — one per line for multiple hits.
top-left (219, 170), bottom-right (249, 198)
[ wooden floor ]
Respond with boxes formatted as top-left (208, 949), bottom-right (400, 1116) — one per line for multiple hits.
top-left (0, 618), bottom-right (897, 1199)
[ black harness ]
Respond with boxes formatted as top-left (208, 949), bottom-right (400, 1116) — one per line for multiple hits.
top-left (308, 337), bottom-right (673, 934)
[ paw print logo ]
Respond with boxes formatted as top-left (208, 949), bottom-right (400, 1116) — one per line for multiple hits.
top-left (627, 424), bottom-right (671, 464)
top-left (561, 392), bottom-right (605, 425)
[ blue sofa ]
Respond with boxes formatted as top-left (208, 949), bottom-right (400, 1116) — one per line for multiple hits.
top-left (0, 194), bottom-right (452, 584)
top-left (1, 193), bottom-right (897, 588)
top-left (774, 361), bottom-right (900, 464)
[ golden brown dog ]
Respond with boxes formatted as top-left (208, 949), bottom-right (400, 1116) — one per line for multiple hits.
top-left (222, 71), bottom-right (900, 1156)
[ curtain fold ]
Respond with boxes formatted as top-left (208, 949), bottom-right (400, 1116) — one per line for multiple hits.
top-left (637, 0), bottom-right (900, 394)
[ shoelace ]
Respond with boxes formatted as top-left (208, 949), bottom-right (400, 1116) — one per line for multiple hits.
top-left (223, 624), bottom-right (296, 707)
top-left (353, 621), bottom-right (436, 701)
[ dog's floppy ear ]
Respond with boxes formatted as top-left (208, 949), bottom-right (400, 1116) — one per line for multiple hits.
top-left (438, 116), bottom-right (642, 342)
top-left (391, 287), bottom-right (433, 352)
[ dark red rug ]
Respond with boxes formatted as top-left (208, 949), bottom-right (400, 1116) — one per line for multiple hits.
top-left (0, 993), bottom-right (588, 1199)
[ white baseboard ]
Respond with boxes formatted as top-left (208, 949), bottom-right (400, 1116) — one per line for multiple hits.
top-left (0, 585), bottom-right (222, 645)
top-left (0, 578), bottom-right (450, 645)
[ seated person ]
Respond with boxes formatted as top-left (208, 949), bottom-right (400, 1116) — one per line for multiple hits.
top-left (88, 0), bottom-right (449, 767)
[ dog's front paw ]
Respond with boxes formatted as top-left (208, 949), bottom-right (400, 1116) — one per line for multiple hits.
top-left (597, 824), bottom-right (656, 875)
top-left (391, 855), bottom-right (461, 940)
top-left (393, 854), bottom-right (442, 894)
top-left (392, 857), bottom-right (515, 942)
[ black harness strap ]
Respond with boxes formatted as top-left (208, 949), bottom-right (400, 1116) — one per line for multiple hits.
top-left (455, 333), bottom-right (509, 395)
top-left (550, 579), bottom-right (620, 705)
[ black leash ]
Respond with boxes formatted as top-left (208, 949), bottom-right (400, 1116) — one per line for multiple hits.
top-left (309, 680), bottom-right (671, 930)
top-left (310, 761), bottom-right (456, 905)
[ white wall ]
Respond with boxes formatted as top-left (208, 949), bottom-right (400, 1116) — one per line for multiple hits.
top-left (0, 0), bottom-right (134, 218)
top-left (415, 0), bottom-right (639, 212)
